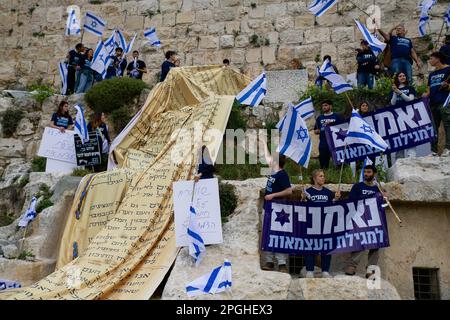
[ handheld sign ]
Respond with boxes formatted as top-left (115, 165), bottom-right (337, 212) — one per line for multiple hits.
top-left (74, 131), bottom-right (101, 166)
top-left (37, 127), bottom-right (77, 164)
top-left (173, 178), bottom-right (223, 247)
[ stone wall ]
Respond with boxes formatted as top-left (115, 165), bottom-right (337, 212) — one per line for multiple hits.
top-left (0, 0), bottom-right (448, 89)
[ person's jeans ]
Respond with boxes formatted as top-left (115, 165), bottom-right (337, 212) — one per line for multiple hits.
top-left (357, 72), bottom-right (374, 89)
top-left (319, 146), bottom-right (332, 169)
top-left (305, 254), bottom-right (331, 272)
top-left (66, 67), bottom-right (76, 95)
top-left (430, 104), bottom-right (442, 152)
top-left (75, 69), bottom-right (94, 94)
top-left (391, 58), bottom-right (413, 84)
top-left (346, 249), bottom-right (379, 269)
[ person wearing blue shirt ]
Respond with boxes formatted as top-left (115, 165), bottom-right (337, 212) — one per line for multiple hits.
top-left (378, 25), bottom-right (422, 84)
top-left (160, 50), bottom-right (177, 82)
top-left (65, 43), bottom-right (84, 95)
top-left (302, 169), bottom-right (341, 279)
top-left (345, 165), bottom-right (387, 279)
top-left (127, 51), bottom-right (147, 80)
top-left (50, 101), bottom-right (73, 133)
top-left (356, 40), bottom-right (379, 89)
top-left (194, 146), bottom-right (215, 182)
top-left (422, 52), bottom-right (450, 156)
top-left (75, 48), bottom-right (94, 94)
top-left (439, 35), bottom-right (450, 65)
top-left (314, 100), bottom-right (342, 169)
top-left (259, 134), bottom-right (293, 273)
top-left (105, 47), bottom-right (127, 80)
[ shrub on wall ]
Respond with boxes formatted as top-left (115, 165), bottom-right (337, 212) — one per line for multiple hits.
top-left (219, 182), bottom-right (238, 222)
top-left (1, 109), bottom-right (24, 137)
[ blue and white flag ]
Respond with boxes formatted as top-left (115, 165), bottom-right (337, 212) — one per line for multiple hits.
top-left (0, 279), bottom-right (21, 291)
top-left (418, 0), bottom-right (436, 37)
top-left (444, 4), bottom-right (450, 28)
top-left (186, 260), bottom-right (232, 297)
top-left (65, 9), bottom-right (81, 36)
top-left (318, 59), bottom-right (353, 94)
top-left (58, 61), bottom-right (68, 95)
top-left (115, 30), bottom-right (137, 54)
top-left (91, 40), bottom-right (112, 79)
top-left (104, 31), bottom-right (116, 55)
top-left (345, 109), bottom-right (388, 152)
top-left (308, 0), bottom-right (338, 17)
top-left (277, 107), bottom-right (312, 168)
top-left (187, 205), bottom-right (206, 266)
top-left (359, 157), bottom-right (374, 182)
top-left (74, 104), bottom-right (89, 144)
top-left (144, 27), bottom-right (161, 47)
top-left (18, 197), bottom-right (37, 228)
top-left (83, 12), bottom-right (106, 37)
top-left (236, 71), bottom-right (266, 107)
top-left (277, 97), bottom-right (315, 131)
top-left (355, 20), bottom-right (386, 56)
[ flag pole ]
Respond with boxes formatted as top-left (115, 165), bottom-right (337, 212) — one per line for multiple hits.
top-left (375, 181), bottom-right (402, 225)
top-left (337, 143), bottom-right (348, 192)
top-left (18, 224), bottom-right (29, 256)
top-left (347, 0), bottom-right (372, 18)
top-left (80, 29), bottom-right (85, 44)
top-left (434, 20), bottom-right (445, 51)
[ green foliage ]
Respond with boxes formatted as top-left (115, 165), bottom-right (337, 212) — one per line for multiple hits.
top-left (32, 31), bottom-right (45, 38)
top-left (249, 34), bottom-right (261, 47)
top-left (0, 212), bottom-right (15, 227)
top-left (36, 198), bottom-right (53, 213)
top-left (29, 84), bottom-right (54, 104)
top-left (1, 109), bottom-right (24, 137)
top-left (251, 3), bottom-right (257, 8)
top-left (31, 156), bottom-right (46, 172)
top-left (71, 168), bottom-right (93, 177)
top-left (219, 182), bottom-right (238, 223)
top-left (226, 100), bottom-right (247, 130)
top-left (84, 77), bottom-right (148, 114)
top-left (35, 184), bottom-right (53, 213)
top-left (110, 105), bottom-right (133, 133)
top-left (18, 250), bottom-right (35, 260)
top-left (17, 175), bottom-right (29, 188)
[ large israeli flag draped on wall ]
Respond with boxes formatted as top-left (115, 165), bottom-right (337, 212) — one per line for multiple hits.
top-left (144, 27), bottom-right (161, 47)
top-left (65, 9), bottom-right (81, 36)
top-left (318, 59), bottom-right (353, 94)
top-left (91, 40), bottom-right (112, 79)
top-left (83, 12), bottom-right (106, 37)
top-left (185, 260), bottom-right (232, 297)
top-left (277, 107), bottom-right (312, 168)
top-left (308, 0), bottom-right (338, 17)
top-left (354, 20), bottom-right (386, 56)
top-left (74, 104), bottom-right (89, 144)
top-left (345, 109), bottom-right (389, 152)
top-left (58, 61), bottom-right (68, 95)
top-left (235, 71), bottom-right (266, 107)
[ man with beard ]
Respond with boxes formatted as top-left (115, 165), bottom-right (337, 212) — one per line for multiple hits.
top-left (345, 165), bottom-right (387, 278)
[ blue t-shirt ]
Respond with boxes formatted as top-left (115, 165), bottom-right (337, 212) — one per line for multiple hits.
top-left (51, 113), bottom-right (73, 129)
top-left (265, 169), bottom-right (291, 196)
top-left (428, 66), bottom-right (450, 106)
top-left (314, 113), bottom-right (342, 149)
top-left (349, 182), bottom-right (380, 200)
top-left (160, 60), bottom-right (176, 82)
top-left (439, 44), bottom-right (450, 65)
top-left (390, 36), bottom-right (413, 61)
top-left (305, 187), bottom-right (335, 203)
top-left (356, 49), bottom-right (377, 73)
top-left (68, 49), bottom-right (80, 68)
top-left (389, 86), bottom-right (416, 105)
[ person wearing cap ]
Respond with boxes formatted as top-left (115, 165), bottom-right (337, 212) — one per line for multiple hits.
top-left (356, 40), bottom-right (379, 89)
top-left (439, 35), bottom-right (450, 65)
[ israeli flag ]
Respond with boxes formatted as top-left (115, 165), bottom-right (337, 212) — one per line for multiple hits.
top-left (83, 12), bottom-right (106, 37)
top-left (186, 260), bottom-right (232, 297)
top-left (0, 279), bottom-right (21, 291)
top-left (418, 0), bottom-right (436, 37)
top-left (65, 9), bottom-right (81, 36)
top-left (115, 30), bottom-right (137, 54)
top-left (187, 205), bottom-right (206, 266)
top-left (277, 97), bottom-right (315, 131)
top-left (104, 31), bottom-right (116, 55)
top-left (445, 4), bottom-right (450, 28)
top-left (345, 109), bottom-right (388, 152)
top-left (308, 0), bottom-right (338, 17)
top-left (144, 27), bottom-right (161, 47)
top-left (359, 157), bottom-right (374, 182)
top-left (18, 197), bottom-right (37, 228)
top-left (58, 61), bottom-right (68, 95)
top-left (236, 71), bottom-right (266, 107)
top-left (277, 106), bottom-right (312, 168)
top-left (354, 20), bottom-right (386, 56)
top-left (91, 40), bottom-right (112, 79)
top-left (318, 59), bottom-right (353, 94)
top-left (74, 104), bottom-right (89, 144)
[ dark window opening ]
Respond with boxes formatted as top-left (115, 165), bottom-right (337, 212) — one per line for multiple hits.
top-left (412, 267), bottom-right (440, 300)
top-left (288, 254), bottom-right (305, 275)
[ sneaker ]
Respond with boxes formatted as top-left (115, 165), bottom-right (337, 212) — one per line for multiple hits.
top-left (278, 264), bottom-right (288, 273)
top-left (344, 265), bottom-right (356, 276)
top-left (442, 149), bottom-right (450, 157)
top-left (262, 262), bottom-right (274, 271)
top-left (322, 271), bottom-right (332, 278)
top-left (305, 271), bottom-right (314, 278)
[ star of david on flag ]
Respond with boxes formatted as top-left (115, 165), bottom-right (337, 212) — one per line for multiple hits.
top-left (83, 12), bottom-right (106, 37)
top-left (345, 109), bottom-right (388, 152)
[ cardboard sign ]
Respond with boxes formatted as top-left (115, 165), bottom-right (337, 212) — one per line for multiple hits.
top-left (37, 127), bottom-right (77, 164)
top-left (173, 178), bottom-right (223, 247)
top-left (74, 131), bottom-right (101, 166)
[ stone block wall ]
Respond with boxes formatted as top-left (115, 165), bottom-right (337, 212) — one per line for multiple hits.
top-left (0, 0), bottom-right (448, 89)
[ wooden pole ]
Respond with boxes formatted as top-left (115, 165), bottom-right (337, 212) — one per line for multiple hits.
top-left (80, 29), bottom-right (85, 44)
top-left (18, 225), bottom-right (28, 255)
top-left (347, 0), bottom-right (371, 18)
top-left (375, 182), bottom-right (402, 225)
top-left (337, 143), bottom-right (348, 192)
top-left (434, 21), bottom-right (445, 51)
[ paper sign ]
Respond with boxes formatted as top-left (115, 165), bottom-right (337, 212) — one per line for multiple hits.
top-left (37, 127), bottom-right (77, 164)
top-left (173, 178), bottom-right (223, 247)
top-left (45, 158), bottom-right (79, 174)
top-left (74, 131), bottom-right (101, 166)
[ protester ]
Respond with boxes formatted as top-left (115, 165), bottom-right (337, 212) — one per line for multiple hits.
top-left (378, 24), bottom-right (422, 84)
top-left (345, 165), bottom-right (387, 278)
top-left (66, 43), bottom-right (84, 95)
top-left (302, 169), bottom-right (340, 278)
top-left (127, 50), bottom-right (147, 80)
top-left (314, 100), bottom-right (342, 169)
top-left (439, 35), bottom-right (450, 65)
top-left (356, 40), bottom-right (379, 89)
top-left (315, 55), bottom-right (339, 89)
top-left (223, 59), bottom-right (230, 67)
top-left (160, 50), bottom-right (177, 82)
top-left (422, 52), bottom-right (450, 156)
top-left (87, 112), bottom-right (111, 172)
top-left (75, 48), bottom-right (94, 94)
top-left (50, 101), bottom-right (73, 133)
top-left (259, 135), bottom-right (292, 273)
top-left (194, 146), bottom-right (215, 182)
top-left (106, 47), bottom-right (127, 79)
top-left (390, 72), bottom-right (416, 106)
